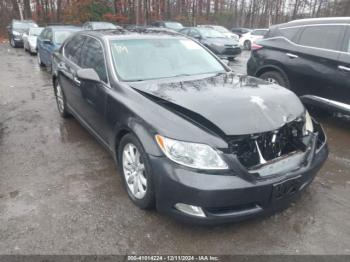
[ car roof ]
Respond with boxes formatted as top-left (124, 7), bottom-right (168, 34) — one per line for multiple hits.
top-left (276, 17), bottom-right (350, 28)
top-left (46, 25), bottom-right (81, 31)
top-left (77, 28), bottom-right (185, 40)
top-left (13, 19), bottom-right (36, 23)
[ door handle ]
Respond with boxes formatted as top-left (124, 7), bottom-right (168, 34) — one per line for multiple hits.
top-left (338, 65), bottom-right (350, 72)
top-left (286, 53), bottom-right (298, 59)
top-left (73, 77), bottom-right (81, 85)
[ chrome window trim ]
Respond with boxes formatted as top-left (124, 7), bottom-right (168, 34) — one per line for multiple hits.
top-left (274, 24), bottom-right (349, 53)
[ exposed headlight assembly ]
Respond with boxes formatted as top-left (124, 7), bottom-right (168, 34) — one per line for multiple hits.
top-left (303, 110), bottom-right (314, 135)
top-left (155, 135), bottom-right (228, 170)
top-left (12, 31), bottom-right (20, 36)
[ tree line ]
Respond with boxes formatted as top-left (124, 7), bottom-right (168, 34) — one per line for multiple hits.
top-left (1, 0), bottom-right (350, 36)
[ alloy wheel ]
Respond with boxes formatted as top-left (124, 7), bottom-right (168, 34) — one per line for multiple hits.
top-left (37, 54), bottom-right (41, 66)
top-left (265, 77), bottom-right (278, 84)
top-left (55, 83), bottom-right (65, 113)
top-left (122, 143), bottom-right (147, 199)
top-left (10, 38), bottom-right (15, 47)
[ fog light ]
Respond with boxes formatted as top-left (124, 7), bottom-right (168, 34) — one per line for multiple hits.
top-left (175, 203), bottom-right (206, 217)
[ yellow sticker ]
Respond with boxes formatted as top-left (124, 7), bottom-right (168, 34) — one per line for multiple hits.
top-left (114, 45), bottom-right (129, 54)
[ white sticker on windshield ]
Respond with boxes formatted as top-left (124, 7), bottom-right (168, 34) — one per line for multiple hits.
top-left (114, 45), bottom-right (129, 54)
top-left (180, 40), bottom-right (201, 50)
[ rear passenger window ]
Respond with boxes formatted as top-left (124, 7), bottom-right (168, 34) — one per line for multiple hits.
top-left (279, 27), bottom-right (300, 41)
top-left (298, 25), bottom-right (345, 51)
top-left (64, 35), bottom-right (86, 65)
top-left (80, 37), bottom-right (108, 83)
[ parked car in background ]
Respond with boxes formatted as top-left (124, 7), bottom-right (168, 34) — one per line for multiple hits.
top-left (151, 21), bottom-right (184, 31)
top-left (231, 27), bottom-right (251, 38)
top-left (247, 17), bottom-right (350, 115)
top-left (51, 28), bottom-right (327, 224)
top-left (239, 28), bottom-right (268, 50)
top-left (82, 21), bottom-right (121, 30)
top-left (124, 24), bottom-right (148, 30)
top-left (198, 25), bottom-right (239, 41)
top-left (37, 26), bottom-right (81, 69)
top-left (7, 20), bottom-right (38, 48)
top-left (23, 27), bottom-right (44, 54)
top-left (180, 27), bottom-right (241, 60)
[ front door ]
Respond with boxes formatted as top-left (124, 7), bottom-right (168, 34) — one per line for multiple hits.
top-left (76, 36), bottom-right (110, 140)
top-left (290, 24), bottom-right (345, 100)
top-left (335, 26), bottom-right (350, 106)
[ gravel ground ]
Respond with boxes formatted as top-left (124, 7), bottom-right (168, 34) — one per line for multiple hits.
top-left (0, 44), bottom-right (350, 255)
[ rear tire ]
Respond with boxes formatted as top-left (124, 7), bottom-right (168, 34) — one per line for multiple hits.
top-left (37, 53), bottom-right (44, 67)
top-left (10, 38), bottom-right (17, 48)
top-left (259, 71), bottom-right (290, 89)
top-left (118, 133), bottom-right (155, 210)
top-left (54, 78), bottom-right (70, 118)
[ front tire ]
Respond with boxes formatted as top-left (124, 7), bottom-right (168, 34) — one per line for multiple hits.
top-left (244, 40), bottom-right (251, 50)
top-left (37, 52), bottom-right (44, 67)
top-left (10, 38), bottom-right (16, 48)
top-left (118, 133), bottom-right (155, 209)
top-left (259, 71), bottom-right (290, 89)
top-left (54, 79), bottom-right (70, 118)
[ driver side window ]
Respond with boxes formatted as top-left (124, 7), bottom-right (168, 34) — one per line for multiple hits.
top-left (80, 37), bottom-right (108, 83)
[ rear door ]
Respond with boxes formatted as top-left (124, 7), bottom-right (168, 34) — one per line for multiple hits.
top-left (59, 34), bottom-right (87, 113)
top-left (289, 24), bottom-right (345, 99)
top-left (37, 28), bottom-right (47, 58)
top-left (336, 26), bottom-right (350, 105)
top-left (42, 29), bottom-right (53, 65)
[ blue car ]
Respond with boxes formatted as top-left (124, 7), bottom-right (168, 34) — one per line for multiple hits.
top-left (37, 26), bottom-right (81, 69)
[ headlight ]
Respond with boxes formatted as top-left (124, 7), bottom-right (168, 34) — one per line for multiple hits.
top-left (13, 31), bottom-right (20, 36)
top-left (303, 110), bottom-right (314, 135)
top-left (155, 135), bottom-right (228, 170)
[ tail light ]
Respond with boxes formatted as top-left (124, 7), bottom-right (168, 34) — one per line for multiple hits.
top-left (251, 43), bottom-right (263, 51)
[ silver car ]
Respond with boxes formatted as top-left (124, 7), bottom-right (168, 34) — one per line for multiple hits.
top-left (23, 27), bottom-right (44, 54)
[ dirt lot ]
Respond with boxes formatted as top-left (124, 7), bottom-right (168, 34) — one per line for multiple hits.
top-left (0, 43), bottom-right (350, 255)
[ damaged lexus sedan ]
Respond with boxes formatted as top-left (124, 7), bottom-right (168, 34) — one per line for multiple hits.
top-left (52, 29), bottom-right (328, 224)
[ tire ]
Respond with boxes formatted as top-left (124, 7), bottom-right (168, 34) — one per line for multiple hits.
top-left (54, 78), bottom-right (70, 118)
top-left (118, 133), bottom-right (155, 210)
top-left (37, 52), bottom-right (44, 67)
top-left (259, 71), bottom-right (290, 89)
top-left (244, 40), bottom-right (251, 50)
top-left (10, 38), bottom-right (16, 48)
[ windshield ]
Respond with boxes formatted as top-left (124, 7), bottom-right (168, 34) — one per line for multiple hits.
top-left (110, 38), bottom-right (225, 82)
top-left (54, 30), bottom-right (76, 45)
top-left (13, 22), bottom-right (37, 30)
top-left (164, 22), bottom-right (183, 30)
top-left (212, 26), bottom-right (230, 34)
top-left (93, 22), bottom-right (117, 30)
top-left (29, 28), bottom-right (43, 36)
top-left (197, 28), bottom-right (225, 38)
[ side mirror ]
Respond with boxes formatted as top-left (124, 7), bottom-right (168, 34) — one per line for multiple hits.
top-left (43, 39), bottom-right (52, 44)
top-left (77, 68), bottom-right (100, 83)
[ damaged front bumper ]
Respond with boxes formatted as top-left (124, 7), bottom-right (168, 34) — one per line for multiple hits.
top-left (149, 120), bottom-right (328, 224)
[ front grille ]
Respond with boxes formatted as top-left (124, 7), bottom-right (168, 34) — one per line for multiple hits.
top-left (226, 119), bottom-right (308, 169)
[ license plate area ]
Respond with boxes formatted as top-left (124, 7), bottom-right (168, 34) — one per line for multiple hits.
top-left (272, 176), bottom-right (302, 202)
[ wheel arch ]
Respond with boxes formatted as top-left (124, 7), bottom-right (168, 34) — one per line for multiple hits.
top-left (255, 64), bottom-right (290, 86)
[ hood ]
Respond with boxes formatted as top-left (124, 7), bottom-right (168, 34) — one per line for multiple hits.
top-left (130, 74), bottom-right (305, 136)
top-left (203, 37), bottom-right (239, 46)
